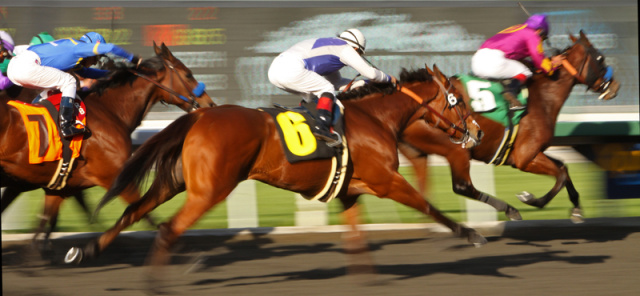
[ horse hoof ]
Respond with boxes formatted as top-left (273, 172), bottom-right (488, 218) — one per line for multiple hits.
top-left (505, 206), bottom-right (522, 221)
top-left (468, 231), bottom-right (487, 247)
top-left (516, 191), bottom-right (535, 205)
top-left (570, 208), bottom-right (584, 224)
top-left (64, 247), bottom-right (83, 264)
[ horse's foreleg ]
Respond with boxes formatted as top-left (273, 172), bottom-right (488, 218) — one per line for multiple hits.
top-left (446, 156), bottom-right (522, 221)
top-left (514, 153), bottom-right (578, 212)
top-left (33, 194), bottom-right (64, 252)
top-left (1, 186), bottom-right (23, 213)
top-left (339, 195), bottom-right (375, 275)
top-left (72, 191), bottom-right (94, 224)
top-left (398, 144), bottom-right (430, 197)
top-left (380, 173), bottom-right (487, 246)
top-left (65, 183), bottom-right (179, 264)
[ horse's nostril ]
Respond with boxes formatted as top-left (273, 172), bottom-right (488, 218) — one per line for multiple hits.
top-left (477, 130), bottom-right (484, 140)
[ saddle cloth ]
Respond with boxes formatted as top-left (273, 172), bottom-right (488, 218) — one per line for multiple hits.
top-left (457, 74), bottom-right (528, 126)
top-left (7, 94), bottom-right (85, 164)
top-left (260, 107), bottom-right (339, 163)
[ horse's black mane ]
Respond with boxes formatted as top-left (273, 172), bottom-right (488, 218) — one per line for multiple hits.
top-left (337, 68), bottom-right (434, 101)
top-left (90, 56), bottom-right (165, 96)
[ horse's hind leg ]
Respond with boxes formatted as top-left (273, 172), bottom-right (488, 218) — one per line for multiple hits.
top-left (68, 183), bottom-right (179, 263)
top-left (145, 180), bottom-right (236, 292)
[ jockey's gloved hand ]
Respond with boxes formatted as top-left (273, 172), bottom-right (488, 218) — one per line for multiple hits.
top-left (130, 55), bottom-right (143, 68)
top-left (389, 75), bottom-right (398, 88)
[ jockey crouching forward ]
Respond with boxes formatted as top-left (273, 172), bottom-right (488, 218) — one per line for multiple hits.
top-left (471, 14), bottom-right (564, 110)
top-left (8, 31), bottom-right (141, 138)
top-left (268, 28), bottom-right (397, 144)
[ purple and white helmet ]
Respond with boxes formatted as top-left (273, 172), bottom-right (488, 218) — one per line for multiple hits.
top-left (0, 30), bottom-right (15, 52)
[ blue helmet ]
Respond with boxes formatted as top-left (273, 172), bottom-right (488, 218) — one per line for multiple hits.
top-left (524, 14), bottom-right (549, 36)
top-left (80, 32), bottom-right (106, 44)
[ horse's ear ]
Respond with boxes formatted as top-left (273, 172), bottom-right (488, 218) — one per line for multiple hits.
top-left (579, 30), bottom-right (591, 45)
top-left (569, 32), bottom-right (577, 43)
top-left (160, 43), bottom-right (177, 61)
top-left (425, 64), bottom-right (435, 76)
top-left (153, 41), bottom-right (162, 55)
top-left (432, 64), bottom-right (442, 77)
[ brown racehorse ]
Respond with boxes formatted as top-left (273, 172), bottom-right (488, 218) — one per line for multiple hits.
top-left (0, 57), bottom-right (126, 237)
top-left (399, 31), bottom-right (620, 222)
top-left (1, 86), bottom-right (96, 241)
top-left (0, 42), bottom-right (215, 245)
top-left (64, 67), bottom-right (485, 276)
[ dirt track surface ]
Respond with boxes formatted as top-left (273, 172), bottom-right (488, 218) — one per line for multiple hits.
top-left (3, 217), bottom-right (640, 296)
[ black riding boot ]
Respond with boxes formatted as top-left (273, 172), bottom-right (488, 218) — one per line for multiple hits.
top-left (313, 93), bottom-right (340, 145)
top-left (59, 96), bottom-right (85, 138)
top-left (500, 79), bottom-right (526, 111)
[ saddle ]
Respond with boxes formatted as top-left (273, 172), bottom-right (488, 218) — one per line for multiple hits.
top-left (259, 100), bottom-right (348, 202)
top-left (7, 93), bottom-right (88, 189)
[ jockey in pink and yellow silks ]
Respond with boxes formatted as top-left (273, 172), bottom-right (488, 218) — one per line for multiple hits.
top-left (471, 14), bottom-right (564, 110)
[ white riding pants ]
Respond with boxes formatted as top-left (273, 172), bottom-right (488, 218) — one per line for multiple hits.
top-left (8, 50), bottom-right (77, 98)
top-left (268, 53), bottom-right (339, 103)
top-left (471, 48), bottom-right (532, 79)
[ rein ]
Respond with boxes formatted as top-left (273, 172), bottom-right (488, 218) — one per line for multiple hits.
top-left (560, 39), bottom-right (613, 93)
top-left (561, 58), bottom-right (588, 85)
top-left (128, 59), bottom-right (205, 110)
top-left (398, 80), bottom-right (469, 136)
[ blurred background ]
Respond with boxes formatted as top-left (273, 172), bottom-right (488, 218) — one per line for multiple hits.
top-left (1, 0), bottom-right (638, 233)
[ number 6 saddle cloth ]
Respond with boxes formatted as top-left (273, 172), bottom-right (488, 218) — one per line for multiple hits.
top-left (7, 94), bottom-right (86, 164)
top-left (259, 101), bottom-right (348, 202)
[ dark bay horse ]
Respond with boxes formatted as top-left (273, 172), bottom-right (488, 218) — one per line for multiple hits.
top-left (399, 31), bottom-right (620, 222)
top-left (0, 42), bottom-right (215, 244)
top-left (65, 67), bottom-right (485, 274)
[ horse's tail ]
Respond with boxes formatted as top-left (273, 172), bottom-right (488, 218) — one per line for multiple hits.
top-left (94, 110), bottom-right (205, 215)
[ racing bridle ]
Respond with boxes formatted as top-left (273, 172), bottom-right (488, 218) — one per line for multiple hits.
top-left (129, 58), bottom-right (206, 111)
top-left (400, 73), bottom-right (480, 147)
top-left (560, 31), bottom-right (615, 99)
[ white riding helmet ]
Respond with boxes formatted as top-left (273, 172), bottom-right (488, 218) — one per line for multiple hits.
top-left (339, 28), bottom-right (366, 54)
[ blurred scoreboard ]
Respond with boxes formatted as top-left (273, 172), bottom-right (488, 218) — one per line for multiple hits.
top-left (0, 1), bottom-right (636, 116)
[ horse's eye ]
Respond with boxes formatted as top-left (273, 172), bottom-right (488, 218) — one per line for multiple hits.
top-left (186, 73), bottom-right (194, 79)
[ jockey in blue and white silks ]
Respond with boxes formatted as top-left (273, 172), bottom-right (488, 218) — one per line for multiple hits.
top-left (268, 28), bottom-right (396, 143)
top-left (8, 32), bottom-right (141, 138)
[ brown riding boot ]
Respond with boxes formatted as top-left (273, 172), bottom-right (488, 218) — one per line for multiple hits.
top-left (502, 92), bottom-right (526, 111)
top-left (500, 79), bottom-right (526, 111)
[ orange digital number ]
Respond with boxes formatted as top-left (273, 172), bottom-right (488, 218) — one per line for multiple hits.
top-left (188, 7), bottom-right (218, 20)
top-left (93, 7), bottom-right (124, 21)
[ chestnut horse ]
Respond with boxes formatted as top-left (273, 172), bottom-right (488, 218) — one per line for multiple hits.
top-left (65, 68), bottom-right (485, 274)
top-left (0, 43), bottom-right (215, 244)
top-left (399, 31), bottom-right (619, 222)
